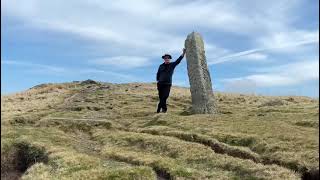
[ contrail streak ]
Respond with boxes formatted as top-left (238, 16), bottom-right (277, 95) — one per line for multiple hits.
top-left (209, 39), bottom-right (318, 65)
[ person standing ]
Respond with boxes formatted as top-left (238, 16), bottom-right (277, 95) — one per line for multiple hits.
top-left (156, 48), bottom-right (186, 113)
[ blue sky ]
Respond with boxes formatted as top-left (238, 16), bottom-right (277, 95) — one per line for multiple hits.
top-left (1, 0), bottom-right (319, 97)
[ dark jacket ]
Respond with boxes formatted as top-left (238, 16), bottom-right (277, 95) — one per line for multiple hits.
top-left (156, 55), bottom-right (183, 85)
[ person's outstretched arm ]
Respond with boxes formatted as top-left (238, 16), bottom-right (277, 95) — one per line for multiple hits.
top-left (172, 48), bottom-right (186, 67)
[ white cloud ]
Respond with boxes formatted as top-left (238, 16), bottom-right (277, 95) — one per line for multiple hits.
top-left (209, 30), bottom-right (318, 65)
top-left (1, 60), bottom-right (138, 81)
top-left (245, 53), bottom-right (268, 60)
top-left (223, 79), bottom-right (257, 94)
top-left (238, 75), bottom-right (298, 87)
top-left (1, 60), bottom-right (66, 73)
top-left (79, 68), bottom-right (138, 81)
top-left (222, 60), bottom-right (319, 87)
top-left (92, 56), bottom-right (151, 69)
top-left (257, 30), bottom-right (319, 53)
top-left (205, 43), bottom-right (231, 60)
top-left (209, 49), bottom-right (269, 64)
top-left (2, 0), bottom-right (313, 59)
top-left (2, 0), bottom-right (190, 57)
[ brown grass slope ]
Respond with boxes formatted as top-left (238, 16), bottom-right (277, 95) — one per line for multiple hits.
top-left (1, 80), bottom-right (319, 179)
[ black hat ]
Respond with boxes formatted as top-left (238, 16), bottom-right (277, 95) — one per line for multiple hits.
top-left (162, 54), bottom-right (172, 59)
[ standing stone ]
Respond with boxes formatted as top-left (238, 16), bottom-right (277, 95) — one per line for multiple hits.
top-left (185, 32), bottom-right (215, 114)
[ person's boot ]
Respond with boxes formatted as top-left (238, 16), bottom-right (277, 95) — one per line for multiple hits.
top-left (162, 107), bottom-right (167, 113)
top-left (156, 104), bottom-right (161, 113)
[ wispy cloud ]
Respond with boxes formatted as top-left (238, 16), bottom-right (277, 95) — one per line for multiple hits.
top-left (1, 60), bottom-right (138, 81)
top-left (209, 30), bottom-right (318, 65)
top-left (79, 68), bottom-right (138, 81)
top-left (3, 0), bottom-right (314, 58)
top-left (91, 56), bottom-right (151, 69)
top-left (209, 48), bottom-right (265, 64)
top-left (245, 53), bottom-right (268, 60)
top-left (1, 60), bottom-right (66, 73)
top-left (258, 30), bottom-right (319, 51)
top-left (222, 79), bottom-right (257, 95)
top-left (222, 60), bottom-right (319, 87)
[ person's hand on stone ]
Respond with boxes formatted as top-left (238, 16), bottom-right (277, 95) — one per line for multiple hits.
top-left (182, 48), bottom-right (186, 56)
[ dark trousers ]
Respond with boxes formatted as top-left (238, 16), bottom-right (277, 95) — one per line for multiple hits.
top-left (157, 83), bottom-right (172, 113)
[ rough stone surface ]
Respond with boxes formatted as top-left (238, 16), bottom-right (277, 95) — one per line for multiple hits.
top-left (185, 32), bottom-right (215, 114)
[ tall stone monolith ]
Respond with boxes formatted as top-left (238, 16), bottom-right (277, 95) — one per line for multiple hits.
top-left (185, 32), bottom-right (215, 114)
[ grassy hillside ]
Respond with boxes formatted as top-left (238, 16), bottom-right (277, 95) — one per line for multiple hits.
top-left (1, 80), bottom-right (319, 180)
